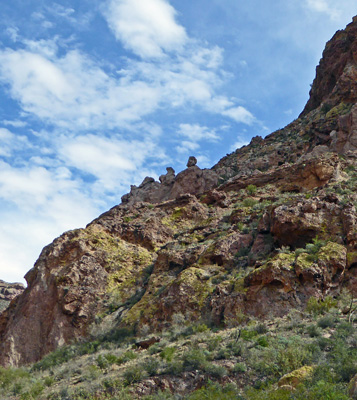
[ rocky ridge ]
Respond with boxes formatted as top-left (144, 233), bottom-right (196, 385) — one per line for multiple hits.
top-left (0, 17), bottom-right (356, 368)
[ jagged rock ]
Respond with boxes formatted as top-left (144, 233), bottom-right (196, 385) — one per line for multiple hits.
top-left (301, 16), bottom-right (357, 115)
top-left (159, 167), bottom-right (175, 185)
top-left (186, 156), bottom-right (197, 167)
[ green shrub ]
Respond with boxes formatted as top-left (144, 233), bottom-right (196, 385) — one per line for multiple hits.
top-left (256, 323), bottom-right (268, 334)
top-left (207, 335), bottom-right (223, 351)
top-left (256, 336), bottom-right (269, 347)
top-left (306, 296), bottom-right (337, 315)
top-left (187, 382), bottom-right (243, 400)
top-left (143, 358), bottom-right (160, 376)
top-left (116, 350), bottom-right (138, 365)
top-left (182, 349), bottom-right (207, 370)
top-left (243, 198), bottom-right (258, 207)
top-left (335, 321), bottom-right (354, 338)
top-left (241, 328), bottom-right (258, 340)
top-left (160, 347), bottom-right (176, 362)
top-left (306, 324), bottom-right (321, 338)
top-left (123, 365), bottom-right (147, 385)
top-left (233, 362), bottom-right (247, 373)
top-left (246, 185), bottom-right (257, 196)
top-left (203, 363), bottom-right (228, 378)
top-left (317, 315), bottom-right (337, 329)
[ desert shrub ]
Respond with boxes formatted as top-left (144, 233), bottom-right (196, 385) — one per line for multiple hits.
top-left (306, 296), bottom-right (337, 315)
top-left (317, 315), bottom-right (337, 329)
top-left (256, 323), bottom-right (268, 334)
top-left (203, 363), bottom-right (228, 378)
top-left (246, 184), bottom-right (257, 196)
top-left (317, 337), bottom-right (332, 350)
top-left (335, 321), bottom-right (354, 338)
top-left (243, 198), bottom-right (258, 207)
top-left (329, 340), bottom-right (357, 382)
top-left (207, 335), bottom-right (223, 351)
top-left (249, 337), bottom-right (312, 378)
top-left (164, 360), bottom-right (184, 375)
top-left (0, 367), bottom-right (30, 389)
top-left (143, 390), bottom-right (176, 399)
top-left (20, 381), bottom-right (45, 400)
top-left (143, 358), bottom-right (160, 376)
top-left (226, 340), bottom-right (243, 356)
top-left (256, 336), bottom-right (269, 347)
top-left (233, 362), bottom-right (247, 373)
top-left (306, 324), bottom-right (321, 338)
top-left (148, 342), bottom-right (164, 355)
top-left (123, 365), bottom-right (147, 385)
top-left (101, 327), bottom-right (134, 344)
top-left (96, 353), bottom-right (118, 369)
top-left (160, 347), bottom-right (176, 362)
top-left (241, 328), bottom-right (258, 341)
top-left (187, 382), bottom-right (243, 400)
top-left (117, 350), bottom-right (137, 364)
top-left (182, 349), bottom-right (207, 370)
top-left (215, 347), bottom-right (231, 360)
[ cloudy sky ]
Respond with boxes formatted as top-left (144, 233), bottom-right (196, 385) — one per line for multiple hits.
top-left (0, 0), bottom-right (356, 283)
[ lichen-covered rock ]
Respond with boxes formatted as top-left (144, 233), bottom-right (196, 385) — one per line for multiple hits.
top-left (278, 366), bottom-right (314, 388)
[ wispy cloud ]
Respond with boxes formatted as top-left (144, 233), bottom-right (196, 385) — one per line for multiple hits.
top-left (0, 128), bottom-right (30, 157)
top-left (222, 106), bottom-right (255, 125)
top-left (103, 0), bottom-right (187, 58)
top-left (230, 137), bottom-right (249, 151)
top-left (305, 0), bottom-right (340, 20)
top-left (178, 123), bottom-right (219, 142)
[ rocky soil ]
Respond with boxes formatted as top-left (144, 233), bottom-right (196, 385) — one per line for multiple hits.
top-left (0, 16), bottom-right (356, 377)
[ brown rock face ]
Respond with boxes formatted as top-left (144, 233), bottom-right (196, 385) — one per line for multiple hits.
top-left (1, 17), bottom-right (357, 367)
top-left (0, 280), bottom-right (24, 313)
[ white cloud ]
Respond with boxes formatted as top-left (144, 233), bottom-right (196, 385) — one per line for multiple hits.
top-left (58, 134), bottom-right (165, 192)
top-left (175, 140), bottom-right (200, 154)
top-left (104, 0), bottom-right (187, 58)
top-left (0, 48), bottom-right (160, 130)
top-left (230, 137), bottom-right (249, 151)
top-left (0, 128), bottom-right (30, 157)
top-left (2, 120), bottom-right (27, 128)
top-left (222, 106), bottom-right (255, 125)
top-left (305, 0), bottom-right (340, 20)
top-left (0, 159), bottom-right (99, 284)
top-left (5, 27), bottom-right (19, 42)
top-left (178, 123), bottom-right (219, 142)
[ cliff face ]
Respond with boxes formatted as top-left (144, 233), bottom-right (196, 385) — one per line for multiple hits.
top-left (0, 18), bottom-right (357, 367)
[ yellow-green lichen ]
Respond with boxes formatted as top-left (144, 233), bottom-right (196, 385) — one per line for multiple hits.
top-left (79, 225), bottom-right (155, 306)
top-left (278, 366), bottom-right (314, 388)
top-left (318, 241), bottom-right (347, 264)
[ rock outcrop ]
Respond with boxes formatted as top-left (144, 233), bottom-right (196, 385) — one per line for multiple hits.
top-left (0, 17), bottom-right (357, 367)
top-left (0, 280), bottom-right (24, 313)
top-left (122, 159), bottom-right (218, 206)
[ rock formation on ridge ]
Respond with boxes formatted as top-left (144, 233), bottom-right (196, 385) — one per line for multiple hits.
top-left (0, 17), bottom-right (356, 367)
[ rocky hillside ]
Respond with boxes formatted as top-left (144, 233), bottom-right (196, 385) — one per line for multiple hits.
top-left (0, 16), bottom-right (356, 372)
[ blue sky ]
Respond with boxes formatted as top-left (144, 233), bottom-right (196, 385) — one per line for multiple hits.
top-left (0, 0), bottom-right (356, 283)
